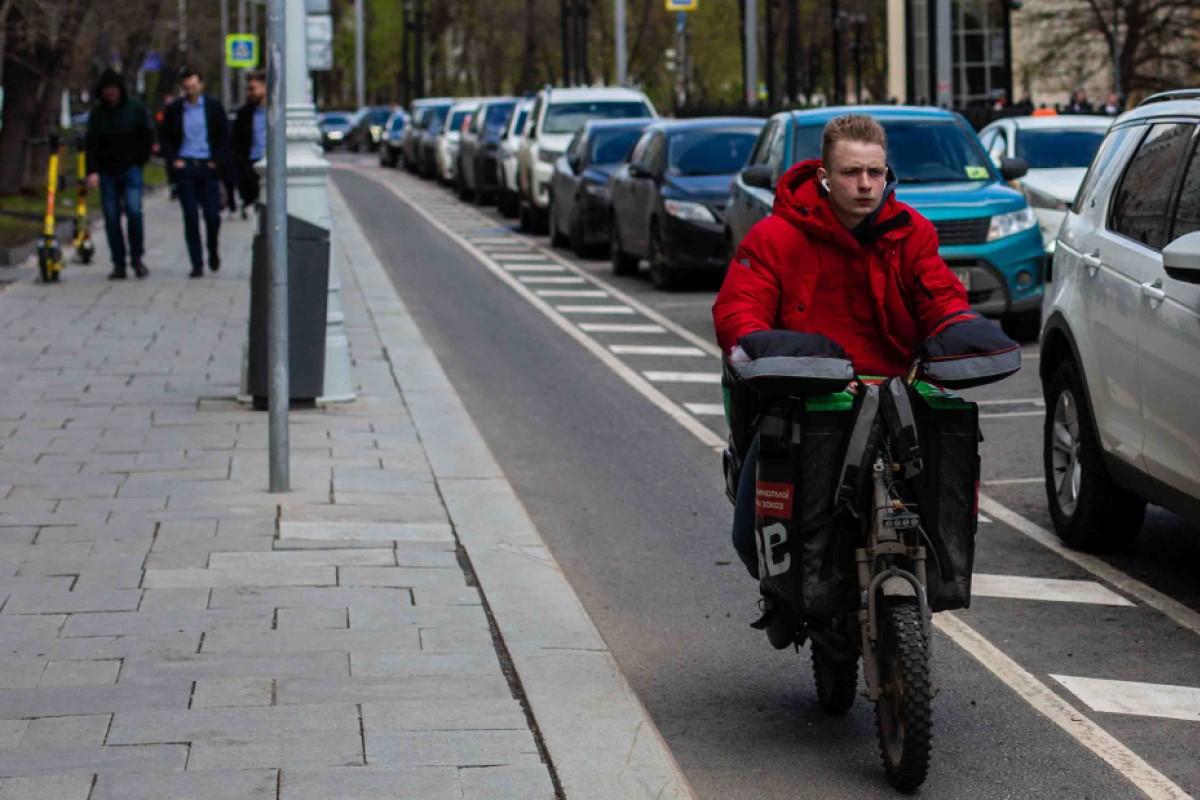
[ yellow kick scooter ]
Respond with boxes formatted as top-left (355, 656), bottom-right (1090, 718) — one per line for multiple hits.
top-left (71, 135), bottom-right (94, 264)
top-left (36, 133), bottom-right (65, 283)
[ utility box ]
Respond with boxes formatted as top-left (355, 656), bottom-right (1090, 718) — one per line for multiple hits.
top-left (247, 211), bottom-right (330, 408)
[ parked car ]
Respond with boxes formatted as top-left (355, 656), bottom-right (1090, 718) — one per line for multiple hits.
top-left (436, 100), bottom-right (480, 186)
top-left (497, 99), bottom-right (534, 217)
top-left (318, 110), bottom-right (355, 151)
top-left (726, 106), bottom-right (1043, 336)
top-left (346, 106), bottom-right (392, 152)
top-left (548, 118), bottom-right (653, 258)
top-left (517, 86), bottom-right (657, 232)
top-left (458, 97), bottom-right (517, 203)
top-left (417, 100), bottom-right (454, 179)
top-left (378, 110), bottom-right (409, 167)
top-left (1039, 89), bottom-right (1200, 551)
top-left (606, 118), bottom-right (763, 287)
top-left (402, 98), bottom-right (452, 174)
top-left (979, 115), bottom-right (1112, 252)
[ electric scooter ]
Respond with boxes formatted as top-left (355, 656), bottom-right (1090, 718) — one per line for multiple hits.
top-left (71, 135), bottom-right (94, 264)
top-left (36, 133), bottom-right (65, 283)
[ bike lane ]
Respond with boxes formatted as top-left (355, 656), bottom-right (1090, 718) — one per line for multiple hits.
top-left (333, 160), bottom-right (1196, 799)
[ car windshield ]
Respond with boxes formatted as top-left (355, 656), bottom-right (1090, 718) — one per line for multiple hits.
top-left (485, 103), bottom-right (515, 128)
top-left (543, 101), bottom-right (653, 134)
top-left (1015, 129), bottom-right (1107, 169)
top-left (591, 129), bottom-right (644, 164)
top-left (668, 129), bottom-right (759, 176)
top-left (510, 108), bottom-right (530, 136)
top-left (366, 109), bottom-right (390, 125)
top-left (794, 119), bottom-right (995, 183)
top-left (321, 114), bottom-right (351, 127)
top-left (448, 109), bottom-right (472, 132)
top-left (426, 105), bottom-right (450, 131)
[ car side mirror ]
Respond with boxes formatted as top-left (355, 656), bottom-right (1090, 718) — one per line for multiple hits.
top-left (629, 163), bottom-right (653, 180)
top-left (567, 154), bottom-right (582, 173)
top-left (741, 164), bottom-right (775, 190)
top-left (1000, 157), bottom-right (1029, 182)
top-left (1162, 230), bottom-right (1200, 284)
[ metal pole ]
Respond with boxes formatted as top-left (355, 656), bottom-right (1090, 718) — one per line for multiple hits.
top-left (577, 0), bottom-right (589, 85)
top-left (237, 0), bottom-right (248, 97)
top-left (831, 0), bottom-right (843, 105)
top-left (221, 0), bottom-right (232, 109)
top-left (744, 0), bottom-right (757, 106)
top-left (560, 0), bottom-right (571, 85)
top-left (764, 0), bottom-right (775, 107)
top-left (266, 0), bottom-right (290, 493)
top-left (354, 0), bottom-right (365, 107)
top-left (674, 12), bottom-right (686, 111)
top-left (614, 0), bottom-right (626, 85)
top-left (785, 0), bottom-right (797, 103)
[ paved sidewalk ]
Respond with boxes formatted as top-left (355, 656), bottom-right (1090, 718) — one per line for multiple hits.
top-left (0, 182), bottom-right (691, 799)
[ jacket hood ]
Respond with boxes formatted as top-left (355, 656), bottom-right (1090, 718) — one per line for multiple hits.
top-left (772, 158), bottom-right (911, 250)
top-left (95, 70), bottom-right (127, 103)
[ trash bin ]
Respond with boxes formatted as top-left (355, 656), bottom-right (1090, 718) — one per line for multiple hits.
top-left (247, 210), bottom-right (330, 408)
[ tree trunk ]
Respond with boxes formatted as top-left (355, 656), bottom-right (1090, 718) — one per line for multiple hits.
top-left (0, 24), bottom-right (41, 194)
top-left (520, 0), bottom-right (537, 90)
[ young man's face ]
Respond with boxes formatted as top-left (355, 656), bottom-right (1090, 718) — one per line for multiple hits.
top-left (181, 75), bottom-right (203, 102)
top-left (246, 79), bottom-right (265, 104)
top-left (819, 139), bottom-right (887, 229)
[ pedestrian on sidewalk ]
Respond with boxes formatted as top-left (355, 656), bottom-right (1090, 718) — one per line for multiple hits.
top-left (231, 71), bottom-right (267, 220)
top-left (84, 69), bottom-right (154, 280)
top-left (160, 68), bottom-right (230, 277)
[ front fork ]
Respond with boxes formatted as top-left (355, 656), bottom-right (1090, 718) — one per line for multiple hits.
top-left (856, 457), bottom-right (931, 701)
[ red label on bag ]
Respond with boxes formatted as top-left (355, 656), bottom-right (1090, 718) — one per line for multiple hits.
top-left (755, 481), bottom-right (794, 518)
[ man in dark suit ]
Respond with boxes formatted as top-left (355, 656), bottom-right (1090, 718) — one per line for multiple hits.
top-left (160, 68), bottom-right (230, 277)
top-left (231, 71), bottom-right (267, 219)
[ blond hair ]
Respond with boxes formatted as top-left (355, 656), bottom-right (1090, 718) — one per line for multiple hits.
top-left (821, 114), bottom-right (887, 168)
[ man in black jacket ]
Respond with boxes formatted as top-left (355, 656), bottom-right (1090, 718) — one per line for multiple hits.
top-left (160, 68), bottom-right (230, 277)
top-left (85, 70), bottom-right (154, 279)
top-left (231, 72), bottom-right (267, 219)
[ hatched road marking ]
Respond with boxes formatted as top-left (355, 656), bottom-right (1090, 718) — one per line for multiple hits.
top-left (503, 264), bottom-right (566, 272)
top-left (684, 403), bottom-right (726, 416)
top-left (535, 289), bottom-right (611, 298)
top-left (972, 574), bottom-right (1134, 606)
top-left (555, 305), bottom-right (636, 314)
top-left (609, 345), bottom-right (708, 357)
top-left (518, 276), bottom-right (587, 284)
top-left (579, 323), bottom-right (667, 333)
top-left (643, 371), bottom-right (722, 384)
top-left (1051, 676), bottom-right (1200, 723)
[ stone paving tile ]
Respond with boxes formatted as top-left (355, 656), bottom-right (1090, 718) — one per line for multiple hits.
top-left (118, 652), bottom-right (348, 684)
top-left (0, 773), bottom-right (95, 800)
top-left (0, 721), bottom-right (27, 750)
top-left (0, 743), bottom-right (187, 776)
top-left (410, 585), bottom-right (483, 607)
top-left (276, 607), bottom-right (348, 630)
top-left (274, 675), bottom-right (512, 706)
top-left (107, 703), bottom-right (361, 744)
top-left (350, 651), bottom-right (501, 678)
top-left (207, 586), bottom-right (415, 611)
top-left (0, 661), bottom-right (46, 690)
top-left (1, 632), bottom-right (199, 662)
top-left (188, 731), bottom-right (365, 770)
top-left (60, 608), bottom-right (273, 637)
top-left (1, 587), bottom-right (141, 614)
top-left (207, 549), bottom-right (395, 568)
top-left (18, 715), bottom-right (110, 749)
top-left (366, 730), bottom-right (542, 768)
top-left (191, 678), bottom-right (274, 708)
top-left (418, 627), bottom-right (496, 652)
top-left (339, 566), bottom-right (468, 589)
top-left (39, 660), bottom-right (120, 688)
top-left (459, 764), bottom-right (556, 799)
top-left (142, 565), bottom-right (336, 589)
top-left (279, 766), bottom-right (461, 800)
top-left (348, 605), bottom-right (487, 630)
top-left (362, 697), bottom-right (526, 732)
top-left (0, 684), bottom-right (189, 720)
top-left (278, 521), bottom-right (454, 543)
top-left (135, 588), bottom-right (210, 610)
top-left (201, 628), bottom-right (421, 656)
top-left (91, 768), bottom-right (279, 800)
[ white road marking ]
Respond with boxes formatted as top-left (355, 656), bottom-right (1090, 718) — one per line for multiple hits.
top-left (684, 402), bottom-right (726, 416)
top-left (464, 237), bottom-right (519, 244)
top-left (578, 323), bottom-right (667, 334)
top-left (555, 305), bottom-right (636, 315)
top-left (643, 371), bottom-right (722, 384)
top-left (972, 574), bottom-right (1134, 606)
top-left (491, 252), bottom-right (552, 261)
top-left (983, 477), bottom-right (1044, 486)
top-left (503, 264), bottom-right (566, 272)
top-left (981, 410), bottom-right (1045, 419)
top-left (936, 613), bottom-right (1192, 800)
top-left (1051, 675), bottom-right (1200, 723)
top-left (979, 514), bottom-right (993, 523)
top-left (977, 398), bottom-right (1046, 407)
top-left (609, 345), bottom-right (708, 357)
top-left (980, 495), bottom-right (1200, 638)
top-left (518, 276), bottom-right (586, 284)
top-left (535, 289), bottom-right (611, 298)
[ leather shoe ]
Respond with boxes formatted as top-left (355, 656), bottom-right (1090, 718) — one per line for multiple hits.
top-left (106, 270), bottom-right (127, 280)
top-left (209, 256), bottom-right (221, 272)
top-left (132, 262), bottom-right (149, 279)
top-left (189, 269), bottom-right (203, 278)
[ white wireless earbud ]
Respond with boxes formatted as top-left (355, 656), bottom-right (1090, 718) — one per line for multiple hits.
top-left (820, 177), bottom-right (830, 191)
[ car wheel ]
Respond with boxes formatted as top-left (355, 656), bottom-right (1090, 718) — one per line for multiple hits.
top-left (1043, 359), bottom-right (1146, 551)
top-left (549, 194), bottom-right (568, 248)
top-left (648, 219), bottom-right (678, 291)
top-left (610, 216), bottom-right (639, 276)
top-left (519, 199), bottom-right (534, 232)
top-left (570, 203), bottom-right (590, 258)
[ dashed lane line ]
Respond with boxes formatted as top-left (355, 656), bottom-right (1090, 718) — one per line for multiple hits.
top-left (643, 371), bottom-right (722, 384)
top-left (1051, 675), bottom-right (1200, 723)
top-left (518, 276), bottom-right (587, 285)
top-left (555, 305), bottom-right (637, 315)
top-left (534, 289), bottom-right (611, 298)
top-left (578, 323), bottom-right (667, 334)
top-left (972, 574), bottom-right (1135, 606)
top-left (502, 264), bottom-right (566, 272)
top-left (684, 403), bottom-right (726, 416)
top-left (936, 613), bottom-right (1192, 800)
top-left (609, 345), bottom-right (708, 357)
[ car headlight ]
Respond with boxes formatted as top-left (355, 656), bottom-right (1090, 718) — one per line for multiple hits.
top-left (370, 126), bottom-right (382, 139)
top-left (1024, 186), bottom-right (1068, 211)
top-left (664, 199), bottom-right (717, 224)
top-left (327, 130), bottom-right (344, 140)
top-left (538, 149), bottom-right (562, 164)
top-left (987, 207), bottom-right (1038, 241)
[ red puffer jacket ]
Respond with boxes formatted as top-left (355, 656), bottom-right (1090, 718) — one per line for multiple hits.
top-left (713, 159), bottom-right (971, 377)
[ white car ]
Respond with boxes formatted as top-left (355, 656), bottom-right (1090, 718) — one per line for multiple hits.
top-left (979, 115), bottom-right (1111, 252)
top-left (1039, 89), bottom-right (1200, 552)
top-left (517, 86), bottom-right (657, 232)
top-left (436, 100), bottom-right (481, 186)
top-left (497, 98), bottom-right (533, 218)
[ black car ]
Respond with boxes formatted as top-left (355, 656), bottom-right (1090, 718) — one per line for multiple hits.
top-left (318, 111), bottom-right (355, 151)
top-left (346, 106), bottom-right (393, 152)
top-left (378, 110), bottom-right (408, 167)
top-left (548, 118), bottom-right (652, 257)
top-left (608, 117), bottom-right (763, 288)
top-left (417, 101), bottom-right (453, 179)
top-left (401, 98), bottom-right (450, 174)
top-left (458, 97), bottom-right (517, 204)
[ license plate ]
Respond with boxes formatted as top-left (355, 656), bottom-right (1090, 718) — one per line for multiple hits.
top-left (953, 269), bottom-right (973, 290)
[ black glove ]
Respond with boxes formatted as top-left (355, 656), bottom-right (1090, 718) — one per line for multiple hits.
top-left (739, 330), bottom-right (847, 360)
top-left (921, 313), bottom-right (1017, 359)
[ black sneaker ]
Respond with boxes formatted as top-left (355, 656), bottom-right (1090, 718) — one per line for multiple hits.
top-left (132, 262), bottom-right (149, 279)
top-left (209, 256), bottom-right (221, 272)
top-left (106, 270), bottom-right (127, 281)
top-left (189, 268), bottom-right (203, 278)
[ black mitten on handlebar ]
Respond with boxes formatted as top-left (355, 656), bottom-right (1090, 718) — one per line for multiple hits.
top-left (739, 330), bottom-right (847, 360)
top-left (919, 313), bottom-right (1021, 389)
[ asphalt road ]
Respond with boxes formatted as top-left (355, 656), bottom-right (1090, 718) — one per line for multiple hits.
top-left (331, 154), bottom-right (1200, 799)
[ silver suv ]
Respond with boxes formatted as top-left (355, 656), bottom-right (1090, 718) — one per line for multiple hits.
top-left (1040, 89), bottom-right (1200, 551)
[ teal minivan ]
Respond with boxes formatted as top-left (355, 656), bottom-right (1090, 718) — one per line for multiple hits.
top-left (724, 106), bottom-right (1044, 334)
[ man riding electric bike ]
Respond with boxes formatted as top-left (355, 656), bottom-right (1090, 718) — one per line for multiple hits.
top-left (712, 114), bottom-right (1020, 790)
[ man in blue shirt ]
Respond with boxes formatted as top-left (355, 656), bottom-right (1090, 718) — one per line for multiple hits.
top-left (232, 72), bottom-right (267, 219)
top-left (161, 68), bottom-right (230, 277)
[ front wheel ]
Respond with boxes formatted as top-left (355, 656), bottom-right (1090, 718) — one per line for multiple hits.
top-left (812, 635), bottom-right (858, 715)
top-left (874, 601), bottom-right (932, 791)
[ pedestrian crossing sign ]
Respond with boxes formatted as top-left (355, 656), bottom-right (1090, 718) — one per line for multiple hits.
top-left (665, 0), bottom-right (697, 9)
top-left (226, 34), bottom-right (258, 69)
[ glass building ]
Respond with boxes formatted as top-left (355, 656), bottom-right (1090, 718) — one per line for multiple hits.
top-left (903, 0), bottom-right (1013, 106)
